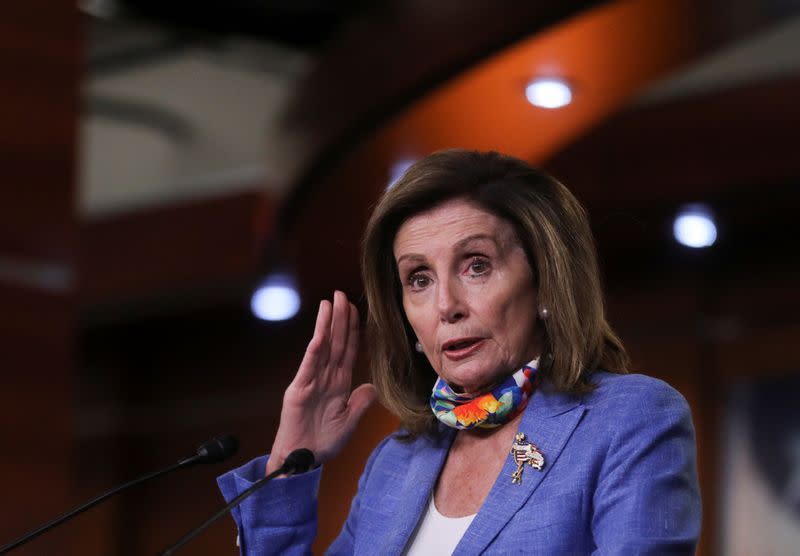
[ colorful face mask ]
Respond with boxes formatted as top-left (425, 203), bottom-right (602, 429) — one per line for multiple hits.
top-left (430, 358), bottom-right (540, 430)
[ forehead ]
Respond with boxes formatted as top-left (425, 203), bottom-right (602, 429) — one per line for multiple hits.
top-left (393, 198), bottom-right (515, 257)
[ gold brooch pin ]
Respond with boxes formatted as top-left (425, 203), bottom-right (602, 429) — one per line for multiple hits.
top-left (510, 432), bottom-right (544, 484)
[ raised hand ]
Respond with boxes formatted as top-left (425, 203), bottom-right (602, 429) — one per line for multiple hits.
top-left (266, 290), bottom-right (378, 475)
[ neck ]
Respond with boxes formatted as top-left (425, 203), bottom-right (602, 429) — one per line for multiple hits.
top-left (457, 410), bottom-right (525, 442)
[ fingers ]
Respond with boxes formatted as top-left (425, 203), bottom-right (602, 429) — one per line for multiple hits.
top-left (340, 303), bottom-right (360, 376)
top-left (294, 299), bottom-right (332, 385)
top-left (328, 291), bottom-right (351, 368)
top-left (294, 291), bottom-right (355, 387)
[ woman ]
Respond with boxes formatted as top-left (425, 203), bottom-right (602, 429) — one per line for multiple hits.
top-left (218, 150), bottom-right (701, 554)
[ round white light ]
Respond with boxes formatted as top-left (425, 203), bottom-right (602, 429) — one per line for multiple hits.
top-left (525, 78), bottom-right (572, 109)
top-left (251, 274), bottom-right (301, 321)
top-left (673, 205), bottom-right (717, 248)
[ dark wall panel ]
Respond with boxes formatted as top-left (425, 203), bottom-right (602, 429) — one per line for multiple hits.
top-left (0, 2), bottom-right (81, 554)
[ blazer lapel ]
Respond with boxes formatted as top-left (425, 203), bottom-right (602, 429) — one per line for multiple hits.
top-left (455, 386), bottom-right (585, 556)
top-left (380, 427), bottom-right (455, 554)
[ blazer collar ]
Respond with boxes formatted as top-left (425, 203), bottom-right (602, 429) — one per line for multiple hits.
top-left (379, 385), bottom-right (583, 555)
top-left (455, 385), bottom-right (585, 555)
top-left (382, 426), bottom-right (456, 554)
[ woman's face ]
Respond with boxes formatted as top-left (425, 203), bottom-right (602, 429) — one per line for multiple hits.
top-left (393, 198), bottom-right (541, 395)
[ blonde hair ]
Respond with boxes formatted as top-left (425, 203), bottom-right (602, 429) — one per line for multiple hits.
top-left (362, 149), bottom-right (628, 436)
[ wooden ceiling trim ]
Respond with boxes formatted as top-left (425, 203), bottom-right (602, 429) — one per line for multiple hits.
top-left (546, 73), bottom-right (800, 205)
top-left (277, 0), bottom-right (605, 237)
top-left (286, 0), bottom-right (707, 299)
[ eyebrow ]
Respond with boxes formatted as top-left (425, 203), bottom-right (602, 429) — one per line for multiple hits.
top-left (395, 234), bottom-right (499, 266)
top-left (454, 233), bottom-right (498, 251)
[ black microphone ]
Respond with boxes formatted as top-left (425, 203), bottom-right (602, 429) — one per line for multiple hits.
top-left (0, 435), bottom-right (239, 555)
top-left (189, 435), bottom-right (240, 465)
top-left (159, 448), bottom-right (315, 556)
top-left (279, 448), bottom-right (315, 474)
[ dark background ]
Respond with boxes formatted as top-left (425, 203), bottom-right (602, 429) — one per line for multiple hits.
top-left (2, 0), bottom-right (799, 554)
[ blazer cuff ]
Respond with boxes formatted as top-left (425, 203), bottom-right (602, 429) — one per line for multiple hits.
top-left (217, 455), bottom-right (322, 548)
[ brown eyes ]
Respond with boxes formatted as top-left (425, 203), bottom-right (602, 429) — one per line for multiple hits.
top-left (468, 257), bottom-right (490, 275)
top-left (408, 273), bottom-right (431, 289)
top-left (404, 257), bottom-right (491, 291)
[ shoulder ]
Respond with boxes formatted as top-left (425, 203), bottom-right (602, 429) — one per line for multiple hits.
top-left (361, 428), bottom-right (451, 477)
top-left (581, 374), bottom-right (702, 551)
top-left (367, 431), bottom-right (421, 462)
top-left (571, 372), bottom-right (698, 488)
top-left (575, 371), bottom-right (694, 444)
top-left (373, 428), bottom-right (452, 458)
top-left (582, 371), bottom-right (690, 416)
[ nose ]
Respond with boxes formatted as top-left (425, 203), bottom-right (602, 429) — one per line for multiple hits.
top-left (437, 275), bottom-right (466, 323)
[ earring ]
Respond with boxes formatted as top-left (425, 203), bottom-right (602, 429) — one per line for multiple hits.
top-left (415, 341), bottom-right (424, 353)
top-left (538, 305), bottom-right (549, 320)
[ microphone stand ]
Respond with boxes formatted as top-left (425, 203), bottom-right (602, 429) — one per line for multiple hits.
top-left (159, 448), bottom-right (315, 556)
top-left (0, 461), bottom-right (185, 555)
top-left (0, 435), bottom-right (238, 555)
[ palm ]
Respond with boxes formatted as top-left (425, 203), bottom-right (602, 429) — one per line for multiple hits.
top-left (267, 291), bottom-right (377, 474)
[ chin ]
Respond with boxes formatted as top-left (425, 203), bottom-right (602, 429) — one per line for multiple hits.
top-left (442, 359), bottom-right (503, 394)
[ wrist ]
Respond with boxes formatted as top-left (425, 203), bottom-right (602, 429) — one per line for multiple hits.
top-left (266, 447), bottom-right (321, 477)
top-left (265, 451), bottom-right (286, 476)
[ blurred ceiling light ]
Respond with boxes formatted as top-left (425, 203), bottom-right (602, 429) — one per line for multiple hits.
top-left (673, 204), bottom-right (717, 248)
top-left (387, 158), bottom-right (417, 189)
top-left (525, 78), bottom-right (572, 109)
top-left (79, 0), bottom-right (119, 18)
top-left (251, 273), bottom-right (301, 321)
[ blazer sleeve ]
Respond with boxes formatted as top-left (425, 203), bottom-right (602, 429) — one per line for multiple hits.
top-left (217, 436), bottom-right (393, 556)
top-left (590, 380), bottom-right (702, 555)
top-left (217, 455), bottom-right (321, 556)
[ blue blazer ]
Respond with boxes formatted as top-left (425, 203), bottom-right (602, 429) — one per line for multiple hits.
top-left (218, 372), bottom-right (701, 555)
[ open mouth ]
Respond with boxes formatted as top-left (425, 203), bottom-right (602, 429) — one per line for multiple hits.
top-left (443, 337), bottom-right (483, 351)
top-left (442, 337), bottom-right (485, 360)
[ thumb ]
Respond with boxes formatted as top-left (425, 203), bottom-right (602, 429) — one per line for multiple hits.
top-left (346, 383), bottom-right (378, 426)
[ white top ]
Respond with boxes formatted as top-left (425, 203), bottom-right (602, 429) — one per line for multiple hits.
top-left (404, 494), bottom-right (476, 555)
